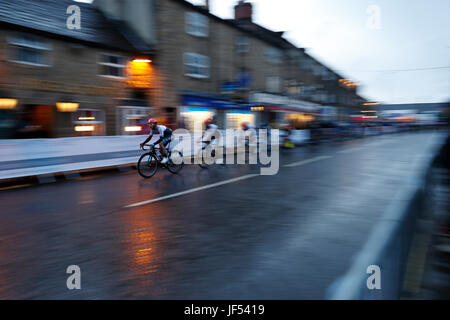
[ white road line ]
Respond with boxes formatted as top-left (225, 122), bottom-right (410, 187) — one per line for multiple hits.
top-left (284, 155), bottom-right (332, 168)
top-left (337, 147), bottom-right (365, 154)
top-left (124, 174), bottom-right (260, 208)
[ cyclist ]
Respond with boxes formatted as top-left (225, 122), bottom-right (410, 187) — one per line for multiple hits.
top-left (202, 118), bottom-right (219, 145)
top-left (241, 121), bottom-right (257, 150)
top-left (140, 118), bottom-right (173, 164)
top-left (198, 118), bottom-right (223, 165)
top-left (241, 121), bottom-right (256, 131)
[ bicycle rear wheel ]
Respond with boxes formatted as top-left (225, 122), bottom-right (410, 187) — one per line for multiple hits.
top-left (198, 147), bottom-right (225, 168)
top-left (137, 153), bottom-right (158, 178)
top-left (198, 148), bottom-right (210, 169)
top-left (167, 150), bottom-right (184, 174)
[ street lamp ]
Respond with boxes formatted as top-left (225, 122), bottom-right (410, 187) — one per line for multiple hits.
top-left (132, 59), bottom-right (152, 63)
top-left (127, 58), bottom-right (153, 89)
top-left (339, 79), bottom-right (358, 90)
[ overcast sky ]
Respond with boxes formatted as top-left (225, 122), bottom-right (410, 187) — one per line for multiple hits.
top-left (187, 0), bottom-right (450, 104)
top-left (79, 0), bottom-right (450, 104)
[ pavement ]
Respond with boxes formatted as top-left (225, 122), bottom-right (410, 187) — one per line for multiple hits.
top-left (0, 130), bottom-right (446, 299)
top-left (401, 139), bottom-right (450, 300)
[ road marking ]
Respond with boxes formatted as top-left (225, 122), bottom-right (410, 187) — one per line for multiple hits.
top-left (284, 155), bottom-right (332, 168)
top-left (337, 147), bottom-right (365, 154)
top-left (337, 139), bottom-right (395, 154)
top-left (124, 174), bottom-right (260, 208)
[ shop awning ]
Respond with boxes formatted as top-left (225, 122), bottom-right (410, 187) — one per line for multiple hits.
top-left (181, 95), bottom-right (251, 111)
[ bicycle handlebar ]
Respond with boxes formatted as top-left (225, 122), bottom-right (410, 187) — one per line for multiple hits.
top-left (141, 144), bottom-right (165, 151)
top-left (141, 144), bottom-right (154, 151)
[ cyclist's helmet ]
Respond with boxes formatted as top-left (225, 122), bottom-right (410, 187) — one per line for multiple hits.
top-left (204, 118), bottom-right (212, 125)
top-left (241, 122), bottom-right (249, 128)
top-left (148, 118), bottom-right (157, 125)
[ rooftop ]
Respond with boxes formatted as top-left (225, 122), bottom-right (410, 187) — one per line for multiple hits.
top-left (0, 0), bottom-right (153, 54)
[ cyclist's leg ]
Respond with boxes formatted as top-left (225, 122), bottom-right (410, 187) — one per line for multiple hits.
top-left (202, 140), bottom-right (211, 150)
top-left (161, 130), bottom-right (172, 157)
top-left (159, 141), bottom-right (167, 157)
top-left (210, 137), bottom-right (216, 157)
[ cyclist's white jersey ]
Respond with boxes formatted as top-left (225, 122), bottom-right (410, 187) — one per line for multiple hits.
top-left (203, 124), bottom-right (219, 141)
top-left (151, 125), bottom-right (168, 137)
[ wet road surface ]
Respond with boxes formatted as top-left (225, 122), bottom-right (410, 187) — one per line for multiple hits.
top-left (0, 131), bottom-right (445, 299)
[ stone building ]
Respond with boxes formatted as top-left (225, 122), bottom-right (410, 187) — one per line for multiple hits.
top-left (0, 0), bottom-right (161, 138)
top-left (0, 0), bottom-right (368, 139)
top-left (96, 0), bottom-right (367, 131)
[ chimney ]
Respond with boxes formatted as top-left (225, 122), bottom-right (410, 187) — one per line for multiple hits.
top-left (234, 0), bottom-right (253, 21)
top-left (200, 0), bottom-right (210, 12)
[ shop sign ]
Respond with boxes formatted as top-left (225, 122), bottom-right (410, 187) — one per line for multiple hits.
top-left (250, 92), bottom-right (319, 112)
top-left (221, 72), bottom-right (252, 92)
top-left (181, 95), bottom-right (251, 111)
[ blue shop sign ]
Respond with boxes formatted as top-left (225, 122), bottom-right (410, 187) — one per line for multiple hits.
top-left (220, 72), bottom-right (252, 92)
top-left (181, 95), bottom-right (251, 111)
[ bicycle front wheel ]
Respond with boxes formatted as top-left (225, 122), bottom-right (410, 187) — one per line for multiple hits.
top-left (167, 150), bottom-right (184, 174)
top-left (137, 153), bottom-right (158, 178)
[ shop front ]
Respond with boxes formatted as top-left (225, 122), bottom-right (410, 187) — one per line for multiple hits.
top-left (72, 108), bottom-right (106, 136)
top-left (116, 104), bottom-right (151, 136)
top-left (249, 92), bottom-right (320, 129)
top-left (226, 110), bottom-right (255, 129)
top-left (180, 94), bottom-right (252, 131)
top-left (2, 78), bottom-right (125, 138)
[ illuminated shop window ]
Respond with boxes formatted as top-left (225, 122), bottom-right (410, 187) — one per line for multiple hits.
top-left (226, 111), bottom-right (255, 130)
top-left (72, 109), bottom-right (106, 136)
top-left (117, 106), bottom-right (149, 135)
top-left (180, 107), bottom-right (215, 132)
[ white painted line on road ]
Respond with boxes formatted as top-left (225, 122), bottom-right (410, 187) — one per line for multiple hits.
top-left (284, 155), bottom-right (332, 168)
top-left (337, 139), bottom-right (396, 154)
top-left (337, 147), bottom-right (365, 154)
top-left (124, 174), bottom-right (260, 208)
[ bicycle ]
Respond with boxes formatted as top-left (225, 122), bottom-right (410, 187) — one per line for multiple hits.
top-left (198, 138), bottom-right (225, 169)
top-left (137, 143), bottom-right (184, 178)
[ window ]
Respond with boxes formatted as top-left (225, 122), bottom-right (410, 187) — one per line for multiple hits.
top-left (184, 53), bottom-right (210, 79)
top-left (186, 12), bottom-right (209, 37)
top-left (8, 34), bottom-right (51, 66)
top-left (236, 35), bottom-right (250, 53)
top-left (266, 76), bottom-right (282, 93)
top-left (265, 48), bottom-right (283, 64)
top-left (99, 54), bottom-right (126, 78)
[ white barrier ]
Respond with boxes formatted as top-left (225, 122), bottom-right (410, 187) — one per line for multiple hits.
top-left (0, 130), bottom-right (281, 180)
top-left (0, 133), bottom-right (221, 162)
